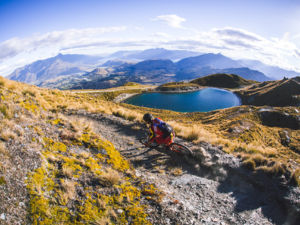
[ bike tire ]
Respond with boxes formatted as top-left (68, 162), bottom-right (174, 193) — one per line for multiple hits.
top-left (169, 143), bottom-right (193, 156)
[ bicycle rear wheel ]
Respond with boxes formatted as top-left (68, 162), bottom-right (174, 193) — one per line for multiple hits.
top-left (169, 143), bottom-right (193, 156)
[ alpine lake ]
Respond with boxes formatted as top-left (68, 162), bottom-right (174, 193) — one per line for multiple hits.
top-left (123, 88), bottom-right (241, 112)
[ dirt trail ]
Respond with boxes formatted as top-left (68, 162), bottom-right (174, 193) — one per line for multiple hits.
top-left (66, 111), bottom-right (299, 225)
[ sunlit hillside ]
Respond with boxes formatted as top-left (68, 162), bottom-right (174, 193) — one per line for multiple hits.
top-left (0, 76), bottom-right (161, 224)
top-left (0, 75), bottom-right (299, 224)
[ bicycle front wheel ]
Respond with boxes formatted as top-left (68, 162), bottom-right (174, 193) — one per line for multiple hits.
top-left (169, 143), bottom-right (193, 156)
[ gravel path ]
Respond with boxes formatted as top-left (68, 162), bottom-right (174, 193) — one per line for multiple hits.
top-left (67, 111), bottom-right (300, 225)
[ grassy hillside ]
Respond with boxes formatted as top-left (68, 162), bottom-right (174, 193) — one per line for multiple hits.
top-left (156, 82), bottom-right (199, 91)
top-left (190, 73), bottom-right (257, 88)
top-left (0, 76), bottom-right (161, 224)
top-left (236, 77), bottom-right (300, 106)
top-left (0, 75), bottom-right (299, 223)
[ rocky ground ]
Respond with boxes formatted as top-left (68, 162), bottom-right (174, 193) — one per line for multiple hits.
top-left (66, 111), bottom-right (300, 225)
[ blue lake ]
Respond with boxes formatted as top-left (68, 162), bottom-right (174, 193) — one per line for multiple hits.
top-left (123, 88), bottom-right (241, 112)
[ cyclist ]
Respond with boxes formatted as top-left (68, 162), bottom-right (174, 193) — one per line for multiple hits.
top-left (142, 113), bottom-right (174, 148)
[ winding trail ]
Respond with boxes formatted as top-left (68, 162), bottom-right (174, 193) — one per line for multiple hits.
top-left (66, 111), bottom-right (299, 225)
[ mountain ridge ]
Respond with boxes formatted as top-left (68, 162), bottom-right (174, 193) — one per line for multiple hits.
top-left (9, 49), bottom-right (300, 89)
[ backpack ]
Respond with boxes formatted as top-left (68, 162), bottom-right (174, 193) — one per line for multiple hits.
top-left (155, 118), bottom-right (173, 137)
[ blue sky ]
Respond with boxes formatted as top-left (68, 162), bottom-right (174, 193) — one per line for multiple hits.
top-left (1, 0), bottom-right (300, 75)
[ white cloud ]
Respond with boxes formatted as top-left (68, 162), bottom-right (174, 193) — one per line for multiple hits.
top-left (1, 25), bottom-right (300, 76)
top-left (153, 14), bottom-right (186, 28)
top-left (0, 26), bottom-right (127, 60)
top-left (213, 27), bottom-right (262, 42)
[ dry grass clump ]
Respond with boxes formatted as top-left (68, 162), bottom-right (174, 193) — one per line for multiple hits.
top-left (0, 141), bottom-right (8, 156)
top-left (99, 168), bottom-right (121, 186)
top-left (291, 169), bottom-right (300, 186)
top-left (240, 152), bottom-right (288, 177)
top-left (233, 143), bottom-right (277, 156)
top-left (62, 164), bottom-right (75, 178)
top-left (22, 88), bottom-right (37, 97)
top-left (60, 179), bottom-right (77, 202)
top-left (112, 108), bottom-right (141, 121)
top-left (0, 104), bottom-right (13, 119)
top-left (240, 153), bottom-right (267, 170)
top-left (185, 129), bottom-right (200, 142)
top-left (0, 76), bottom-right (5, 87)
top-left (79, 151), bottom-right (92, 159)
top-left (69, 117), bottom-right (93, 135)
top-left (168, 122), bottom-right (219, 143)
top-left (171, 167), bottom-right (183, 176)
top-left (0, 129), bottom-right (17, 141)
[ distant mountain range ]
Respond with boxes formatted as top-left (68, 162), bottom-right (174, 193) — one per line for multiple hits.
top-left (8, 53), bottom-right (103, 84)
top-left (7, 48), bottom-right (300, 89)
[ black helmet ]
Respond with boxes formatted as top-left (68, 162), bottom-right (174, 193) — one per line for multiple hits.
top-left (143, 113), bottom-right (153, 123)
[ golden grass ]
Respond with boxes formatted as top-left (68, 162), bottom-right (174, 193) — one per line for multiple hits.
top-left (0, 129), bottom-right (17, 141)
top-left (99, 168), bottom-right (121, 186)
top-left (112, 108), bottom-right (142, 122)
top-left (62, 164), bottom-right (75, 178)
top-left (171, 167), bottom-right (183, 176)
top-left (0, 76), bottom-right (298, 187)
top-left (60, 179), bottom-right (77, 202)
top-left (0, 76), bottom-right (5, 87)
top-left (292, 169), bottom-right (300, 186)
top-left (0, 141), bottom-right (8, 156)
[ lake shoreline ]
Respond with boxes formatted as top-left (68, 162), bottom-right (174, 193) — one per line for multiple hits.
top-left (116, 86), bottom-right (205, 103)
top-left (151, 86), bottom-right (204, 94)
top-left (121, 88), bottom-right (242, 112)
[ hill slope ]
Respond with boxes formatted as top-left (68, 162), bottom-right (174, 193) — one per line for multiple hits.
top-left (0, 76), bottom-right (299, 224)
top-left (236, 77), bottom-right (300, 106)
top-left (190, 73), bottom-right (257, 88)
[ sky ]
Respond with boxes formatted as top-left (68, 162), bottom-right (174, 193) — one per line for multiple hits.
top-left (1, 0), bottom-right (300, 76)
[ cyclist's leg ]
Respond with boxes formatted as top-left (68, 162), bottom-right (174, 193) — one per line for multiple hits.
top-left (161, 134), bottom-right (173, 150)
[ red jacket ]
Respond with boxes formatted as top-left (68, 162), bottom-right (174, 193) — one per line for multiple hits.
top-left (149, 118), bottom-right (173, 146)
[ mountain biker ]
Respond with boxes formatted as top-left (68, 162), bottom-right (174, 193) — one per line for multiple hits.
top-left (142, 113), bottom-right (174, 148)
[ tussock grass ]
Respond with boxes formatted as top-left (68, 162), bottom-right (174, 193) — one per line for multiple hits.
top-left (168, 122), bottom-right (220, 143)
top-left (0, 129), bottom-right (17, 141)
top-left (185, 129), bottom-right (200, 142)
top-left (292, 169), bottom-right (300, 186)
top-left (22, 89), bottom-right (37, 97)
top-left (99, 168), bottom-right (121, 186)
top-left (60, 179), bottom-right (77, 202)
top-left (62, 164), bottom-right (75, 178)
top-left (0, 142), bottom-right (8, 156)
top-left (256, 162), bottom-right (286, 176)
top-left (0, 76), bottom-right (5, 87)
top-left (171, 167), bottom-right (183, 176)
top-left (112, 108), bottom-right (141, 121)
top-left (79, 151), bottom-right (92, 159)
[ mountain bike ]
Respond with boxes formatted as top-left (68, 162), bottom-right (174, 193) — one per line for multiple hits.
top-left (139, 132), bottom-right (193, 156)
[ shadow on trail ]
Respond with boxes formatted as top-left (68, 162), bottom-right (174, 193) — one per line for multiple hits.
top-left (122, 140), bottom-right (300, 225)
top-left (67, 111), bottom-right (299, 225)
top-left (216, 166), bottom-right (300, 225)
